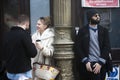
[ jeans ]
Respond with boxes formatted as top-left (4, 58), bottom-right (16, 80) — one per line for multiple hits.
top-left (7, 70), bottom-right (32, 80)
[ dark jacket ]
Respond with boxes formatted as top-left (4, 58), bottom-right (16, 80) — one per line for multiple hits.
top-left (2, 26), bottom-right (37, 73)
top-left (74, 24), bottom-right (112, 72)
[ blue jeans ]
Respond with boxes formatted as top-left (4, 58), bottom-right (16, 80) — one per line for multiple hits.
top-left (7, 70), bottom-right (32, 80)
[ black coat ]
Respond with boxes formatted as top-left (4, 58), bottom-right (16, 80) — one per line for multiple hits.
top-left (2, 26), bottom-right (37, 73)
top-left (74, 24), bottom-right (112, 72)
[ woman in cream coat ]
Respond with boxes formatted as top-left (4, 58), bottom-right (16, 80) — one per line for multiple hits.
top-left (32, 17), bottom-right (54, 80)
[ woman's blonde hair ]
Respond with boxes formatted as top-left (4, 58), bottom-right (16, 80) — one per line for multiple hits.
top-left (39, 16), bottom-right (51, 27)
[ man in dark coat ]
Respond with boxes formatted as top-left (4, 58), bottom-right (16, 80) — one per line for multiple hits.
top-left (2, 15), bottom-right (37, 80)
top-left (74, 9), bottom-right (112, 80)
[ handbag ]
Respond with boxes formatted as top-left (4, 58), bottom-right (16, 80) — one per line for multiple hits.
top-left (33, 62), bottom-right (60, 80)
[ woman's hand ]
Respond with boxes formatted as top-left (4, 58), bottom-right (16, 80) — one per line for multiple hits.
top-left (35, 42), bottom-right (43, 50)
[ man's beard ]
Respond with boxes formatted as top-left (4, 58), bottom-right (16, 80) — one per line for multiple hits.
top-left (90, 18), bottom-right (100, 25)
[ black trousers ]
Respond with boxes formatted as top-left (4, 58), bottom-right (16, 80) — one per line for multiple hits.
top-left (78, 62), bottom-right (106, 80)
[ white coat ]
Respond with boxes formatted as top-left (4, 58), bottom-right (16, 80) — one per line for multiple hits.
top-left (32, 28), bottom-right (54, 65)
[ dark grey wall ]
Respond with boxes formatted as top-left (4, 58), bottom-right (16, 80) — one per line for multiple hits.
top-left (110, 8), bottom-right (120, 48)
top-left (30, 0), bottom-right (50, 34)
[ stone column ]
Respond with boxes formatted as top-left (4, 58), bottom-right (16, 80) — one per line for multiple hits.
top-left (53, 0), bottom-right (74, 80)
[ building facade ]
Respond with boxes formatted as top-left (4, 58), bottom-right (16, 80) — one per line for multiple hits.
top-left (0, 0), bottom-right (120, 80)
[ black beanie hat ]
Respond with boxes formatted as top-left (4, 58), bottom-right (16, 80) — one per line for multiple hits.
top-left (86, 9), bottom-right (99, 21)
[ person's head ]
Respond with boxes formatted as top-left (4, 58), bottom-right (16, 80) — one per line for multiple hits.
top-left (36, 16), bottom-right (51, 33)
top-left (86, 9), bottom-right (100, 25)
top-left (17, 14), bottom-right (29, 30)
